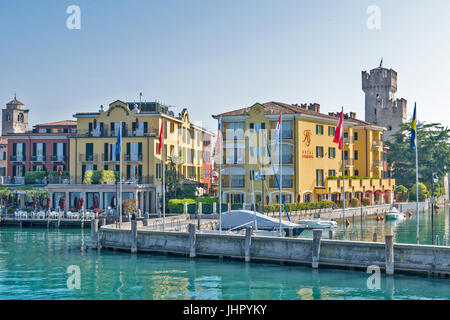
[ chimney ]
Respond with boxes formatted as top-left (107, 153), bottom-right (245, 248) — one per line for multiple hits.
top-left (349, 112), bottom-right (356, 119)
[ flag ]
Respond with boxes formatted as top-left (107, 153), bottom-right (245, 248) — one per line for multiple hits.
top-left (411, 103), bottom-right (417, 150)
top-left (115, 124), bottom-right (121, 156)
top-left (380, 57), bottom-right (383, 68)
top-left (58, 166), bottom-right (62, 177)
top-left (158, 120), bottom-right (164, 155)
top-left (333, 111), bottom-right (344, 150)
top-left (216, 120), bottom-right (221, 156)
top-left (273, 114), bottom-right (282, 154)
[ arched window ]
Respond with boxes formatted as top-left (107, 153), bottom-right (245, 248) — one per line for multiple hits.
top-left (17, 113), bottom-right (24, 123)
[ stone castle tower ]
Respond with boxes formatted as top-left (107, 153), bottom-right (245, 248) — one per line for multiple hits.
top-left (362, 66), bottom-right (407, 141)
top-left (2, 97), bottom-right (29, 136)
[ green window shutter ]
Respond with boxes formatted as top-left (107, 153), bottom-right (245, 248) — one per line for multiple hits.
top-left (104, 165), bottom-right (108, 170)
top-left (53, 143), bottom-right (57, 155)
top-left (132, 122), bottom-right (136, 131)
top-left (93, 165), bottom-right (97, 171)
top-left (138, 165), bottom-right (142, 177)
top-left (33, 143), bottom-right (36, 156)
top-left (110, 122), bottom-right (115, 135)
top-left (88, 123), bottom-right (92, 132)
top-left (126, 143), bottom-right (130, 156)
top-left (63, 143), bottom-right (67, 155)
top-left (104, 143), bottom-right (108, 161)
top-left (144, 122), bottom-right (148, 134)
top-left (23, 143), bottom-right (26, 160)
top-left (126, 165), bottom-right (130, 179)
top-left (13, 143), bottom-right (16, 156)
top-left (82, 165), bottom-right (86, 176)
top-left (43, 143), bottom-right (46, 157)
top-left (12, 166), bottom-right (16, 176)
top-left (138, 142), bottom-right (142, 156)
top-left (116, 164), bottom-right (120, 171)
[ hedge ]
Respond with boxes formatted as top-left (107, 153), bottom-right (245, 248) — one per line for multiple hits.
top-left (264, 200), bottom-right (334, 213)
top-left (24, 171), bottom-right (47, 184)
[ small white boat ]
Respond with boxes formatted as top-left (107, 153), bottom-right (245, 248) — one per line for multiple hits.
top-left (299, 219), bottom-right (337, 230)
top-left (385, 207), bottom-right (405, 220)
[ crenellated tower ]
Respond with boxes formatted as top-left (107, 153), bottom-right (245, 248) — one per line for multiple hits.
top-left (362, 66), bottom-right (407, 141)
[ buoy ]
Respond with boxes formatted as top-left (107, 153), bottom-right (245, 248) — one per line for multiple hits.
top-left (376, 216), bottom-right (380, 221)
top-left (408, 211), bottom-right (412, 217)
top-left (380, 216), bottom-right (384, 221)
top-left (345, 219), bottom-right (350, 226)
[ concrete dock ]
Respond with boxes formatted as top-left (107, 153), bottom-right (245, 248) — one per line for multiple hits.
top-left (96, 220), bottom-right (450, 278)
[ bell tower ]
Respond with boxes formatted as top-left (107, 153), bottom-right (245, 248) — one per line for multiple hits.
top-left (2, 96), bottom-right (29, 136)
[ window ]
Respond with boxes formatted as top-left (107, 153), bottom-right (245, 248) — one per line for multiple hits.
top-left (170, 122), bottom-right (174, 133)
top-left (354, 170), bottom-right (359, 176)
top-left (344, 132), bottom-right (348, 139)
top-left (17, 113), bottom-right (24, 123)
top-left (316, 125), bottom-right (324, 135)
top-left (226, 122), bottom-right (244, 140)
top-left (344, 150), bottom-right (349, 160)
top-left (328, 170), bottom-right (336, 177)
top-left (354, 150), bottom-right (358, 160)
top-left (353, 132), bottom-right (358, 141)
top-left (316, 169), bottom-right (324, 187)
top-left (328, 147), bottom-right (336, 159)
top-left (281, 121), bottom-right (292, 139)
top-left (328, 126), bottom-right (335, 136)
top-left (316, 146), bottom-right (324, 158)
top-left (156, 163), bottom-right (162, 179)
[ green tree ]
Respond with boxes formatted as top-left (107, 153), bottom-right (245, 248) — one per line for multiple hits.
top-left (386, 121), bottom-right (450, 190)
top-left (409, 183), bottom-right (429, 201)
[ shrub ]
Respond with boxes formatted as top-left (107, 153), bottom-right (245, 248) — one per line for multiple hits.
top-left (8, 207), bottom-right (15, 214)
top-left (25, 171), bottom-right (47, 184)
top-left (362, 197), bottom-right (372, 206)
top-left (168, 199), bottom-right (196, 213)
top-left (83, 170), bottom-right (103, 184)
top-left (196, 197), bottom-right (218, 204)
top-left (122, 198), bottom-right (136, 215)
top-left (336, 199), bottom-right (349, 208)
top-left (350, 198), bottom-right (360, 208)
top-left (100, 171), bottom-right (117, 184)
top-left (409, 183), bottom-right (428, 201)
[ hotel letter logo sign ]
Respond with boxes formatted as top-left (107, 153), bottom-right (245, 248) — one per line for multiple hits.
top-left (303, 130), bottom-right (311, 147)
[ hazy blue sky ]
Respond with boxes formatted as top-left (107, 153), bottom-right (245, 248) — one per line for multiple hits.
top-left (1, 0), bottom-right (450, 131)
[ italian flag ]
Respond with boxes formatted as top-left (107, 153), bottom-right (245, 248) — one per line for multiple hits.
top-left (158, 120), bottom-right (164, 155)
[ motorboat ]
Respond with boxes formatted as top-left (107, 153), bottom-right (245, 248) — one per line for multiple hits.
top-left (220, 210), bottom-right (305, 236)
top-left (298, 219), bottom-right (337, 230)
top-left (385, 206), bottom-right (405, 220)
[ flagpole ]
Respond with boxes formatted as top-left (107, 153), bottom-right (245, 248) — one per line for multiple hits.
top-left (218, 117), bottom-right (222, 234)
top-left (119, 121), bottom-right (123, 224)
top-left (162, 119), bottom-right (166, 231)
top-left (415, 105), bottom-right (419, 244)
top-left (341, 107), bottom-right (346, 235)
top-left (279, 114), bottom-right (282, 237)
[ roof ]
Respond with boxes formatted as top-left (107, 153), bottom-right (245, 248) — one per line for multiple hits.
top-left (6, 99), bottom-right (24, 105)
top-left (36, 120), bottom-right (77, 127)
top-left (213, 101), bottom-right (373, 126)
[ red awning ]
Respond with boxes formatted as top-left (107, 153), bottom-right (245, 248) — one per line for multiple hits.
top-left (385, 190), bottom-right (392, 193)
top-left (365, 190), bottom-right (373, 194)
top-left (375, 190), bottom-right (383, 194)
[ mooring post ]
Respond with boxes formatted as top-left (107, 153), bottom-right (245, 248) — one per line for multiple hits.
top-left (91, 218), bottom-right (98, 249)
top-left (329, 230), bottom-right (333, 240)
top-left (197, 202), bottom-right (202, 230)
top-left (184, 202), bottom-right (188, 215)
top-left (143, 212), bottom-right (149, 227)
top-left (131, 219), bottom-right (137, 254)
top-left (373, 232), bottom-right (377, 242)
top-left (385, 235), bottom-right (394, 276)
top-left (312, 230), bottom-right (322, 269)
top-left (189, 223), bottom-right (196, 258)
top-left (213, 202), bottom-right (217, 214)
top-left (244, 226), bottom-right (253, 263)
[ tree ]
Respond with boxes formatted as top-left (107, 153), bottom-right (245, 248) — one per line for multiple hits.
top-left (386, 121), bottom-right (450, 190)
top-left (409, 183), bottom-right (429, 201)
top-left (395, 185), bottom-right (408, 202)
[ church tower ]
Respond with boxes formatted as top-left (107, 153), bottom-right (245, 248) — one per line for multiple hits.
top-left (362, 65), bottom-right (407, 141)
top-left (2, 96), bottom-right (29, 136)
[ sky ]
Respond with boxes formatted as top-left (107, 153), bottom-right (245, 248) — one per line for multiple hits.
top-left (1, 0), bottom-right (450, 132)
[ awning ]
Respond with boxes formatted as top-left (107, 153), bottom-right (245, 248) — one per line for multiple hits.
top-left (261, 166), bottom-right (295, 176)
top-left (385, 190), bottom-right (392, 193)
top-left (365, 190), bottom-right (373, 194)
top-left (375, 190), bottom-right (383, 194)
top-left (220, 167), bottom-right (246, 176)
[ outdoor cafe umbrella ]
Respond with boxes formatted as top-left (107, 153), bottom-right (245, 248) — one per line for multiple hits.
top-left (59, 197), bottom-right (65, 211)
top-left (93, 196), bottom-right (98, 209)
top-left (47, 197), bottom-right (51, 211)
top-left (76, 198), bottom-right (81, 210)
top-left (80, 198), bottom-right (84, 211)
top-left (33, 197), bottom-right (37, 210)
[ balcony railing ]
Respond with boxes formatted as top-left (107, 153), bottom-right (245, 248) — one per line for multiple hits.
top-left (102, 153), bottom-right (120, 162)
top-left (31, 155), bottom-right (46, 162)
top-left (344, 137), bottom-right (354, 145)
top-left (51, 155), bottom-right (66, 162)
top-left (373, 160), bottom-right (384, 169)
top-left (71, 128), bottom-right (158, 138)
top-left (372, 140), bottom-right (383, 150)
top-left (125, 154), bottom-right (143, 162)
top-left (344, 158), bottom-right (354, 167)
top-left (0, 176), bottom-right (25, 185)
top-left (79, 154), bottom-right (98, 162)
top-left (10, 155), bottom-right (25, 162)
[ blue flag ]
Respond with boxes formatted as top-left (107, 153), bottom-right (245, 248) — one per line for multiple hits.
top-left (115, 125), bottom-right (121, 156)
top-left (411, 103), bottom-right (417, 150)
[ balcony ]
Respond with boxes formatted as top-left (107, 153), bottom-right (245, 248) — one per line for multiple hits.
top-left (103, 153), bottom-right (120, 163)
top-left (79, 154), bottom-right (98, 163)
top-left (51, 155), bottom-right (66, 162)
top-left (344, 158), bottom-right (354, 167)
top-left (10, 155), bottom-right (25, 162)
top-left (0, 176), bottom-right (25, 185)
top-left (373, 160), bottom-right (384, 169)
top-left (372, 140), bottom-right (383, 150)
top-left (31, 155), bottom-right (46, 162)
top-left (124, 154), bottom-right (143, 162)
top-left (344, 137), bottom-right (354, 145)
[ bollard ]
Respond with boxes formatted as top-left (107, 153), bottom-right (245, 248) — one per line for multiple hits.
top-left (131, 219), bottom-right (137, 254)
top-left (184, 202), bottom-right (188, 215)
top-left (312, 230), bottom-right (322, 269)
top-left (329, 230), bottom-right (333, 240)
top-left (373, 232), bottom-right (377, 243)
top-left (143, 212), bottom-right (149, 227)
top-left (385, 235), bottom-right (394, 276)
top-left (102, 217), bottom-right (106, 227)
top-left (189, 224), bottom-right (196, 258)
top-left (198, 202), bottom-right (202, 215)
top-left (244, 226), bottom-right (253, 263)
top-left (213, 202), bottom-right (217, 214)
top-left (197, 213), bottom-right (201, 230)
top-left (91, 219), bottom-right (98, 249)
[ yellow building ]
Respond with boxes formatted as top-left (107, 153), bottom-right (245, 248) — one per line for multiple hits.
top-left (48, 100), bottom-right (213, 214)
top-left (213, 102), bottom-right (395, 206)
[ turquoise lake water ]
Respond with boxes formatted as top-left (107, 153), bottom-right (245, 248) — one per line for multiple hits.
top-left (0, 208), bottom-right (449, 300)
